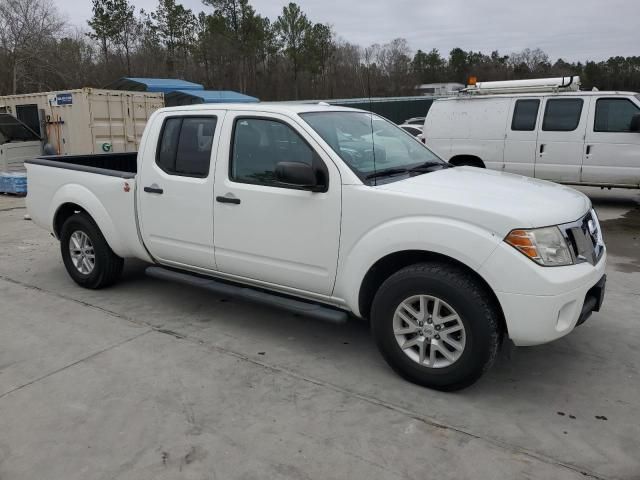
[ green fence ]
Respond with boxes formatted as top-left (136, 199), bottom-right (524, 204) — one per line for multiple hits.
top-left (321, 96), bottom-right (435, 124)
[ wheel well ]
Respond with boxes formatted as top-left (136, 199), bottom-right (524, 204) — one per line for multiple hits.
top-left (358, 250), bottom-right (505, 331)
top-left (449, 155), bottom-right (485, 168)
top-left (53, 203), bottom-right (87, 238)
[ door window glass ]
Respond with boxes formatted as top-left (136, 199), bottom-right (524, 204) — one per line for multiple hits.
top-left (594, 98), bottom-right (640, 132)
top-left (542, 99), bottom-right (584, 131)
top-left (230, 117), bottom-right (320, 186)
top-left (511, 99), bottom-right (540, 131)
top-left (156, 116), bottom-right (217, 177)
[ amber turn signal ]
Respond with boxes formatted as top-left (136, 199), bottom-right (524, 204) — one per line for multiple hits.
top-left (505, 229), bottom-right (540, 260)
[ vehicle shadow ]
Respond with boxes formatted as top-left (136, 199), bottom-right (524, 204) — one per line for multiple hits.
top-left (114, 260), bottom-right (628, 406)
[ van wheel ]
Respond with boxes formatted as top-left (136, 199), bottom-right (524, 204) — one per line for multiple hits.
top-left (451, 157), bottom-right (484, 168)
top-left (60, 212), bottom-right (124, 289)
top-left (370, 262), bottom-right (502, 391)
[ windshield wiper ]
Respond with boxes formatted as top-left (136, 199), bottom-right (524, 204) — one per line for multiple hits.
top-left (408, 161), bottom-right (450, 172)
top-left (365, 162), bottom-right (450, 181)
top-left (365, 168), bottom-right (409, 180)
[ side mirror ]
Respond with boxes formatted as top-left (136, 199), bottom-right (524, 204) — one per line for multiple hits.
top-left (275, 161), bottom-right (326, 192)
top-left (630, 114), bottom-right (640, 132)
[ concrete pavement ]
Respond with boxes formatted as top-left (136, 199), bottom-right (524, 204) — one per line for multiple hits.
top-left (0, 187), bottom-right (639, 479)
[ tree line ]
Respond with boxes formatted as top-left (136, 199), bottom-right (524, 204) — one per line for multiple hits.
top-left (1, 0), bottom-right (639, 99)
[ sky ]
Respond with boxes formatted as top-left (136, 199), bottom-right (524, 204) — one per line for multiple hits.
top-left (59, 0), bottom-right (638, 62)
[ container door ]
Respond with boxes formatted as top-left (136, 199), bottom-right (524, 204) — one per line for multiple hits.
top-left (124, 94), bottom-right (137, 152)
top-left (535, 97), bottom-right (589, 182)
top-left (129, 94), bottom-right (161, 152)
top-left (503, 98), bottom-right (541, 177)
top-left (582, 96), bottom-right (640, 186)
top-left (89, 92), bottom-right (127, 154)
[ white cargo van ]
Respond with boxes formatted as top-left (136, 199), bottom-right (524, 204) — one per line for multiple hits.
top-left (423, 77), bottom-right (640, 188)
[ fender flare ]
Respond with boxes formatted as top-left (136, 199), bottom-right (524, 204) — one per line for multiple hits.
top-left (334, 216), bottom-right (503, 316)
top-left (50, 184), bottom-right (128, 257)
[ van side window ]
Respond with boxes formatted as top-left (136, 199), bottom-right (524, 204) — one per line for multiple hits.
top-left (156, 116), bottom-right (217, 178)
top-left (230, 117), bottom-right (321, 187)
top-left (542, 99), bottom-right (583, 132)
top-left (511, 99), bottom-right (540, 131)
top-left (594, 98), bottom-right (640, 132)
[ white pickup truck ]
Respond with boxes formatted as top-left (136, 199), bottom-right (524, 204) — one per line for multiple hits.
top-left (25, 103), bottom-right (607, 391)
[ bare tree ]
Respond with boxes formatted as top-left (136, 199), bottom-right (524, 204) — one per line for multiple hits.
top-left (0, 0), bottom-right (66, 94)
top-left (508, 48), bottom-right (550, 74)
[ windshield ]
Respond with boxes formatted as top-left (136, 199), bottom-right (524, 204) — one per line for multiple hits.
top-left (0, 114), bottom-right (40, 144)
top-left (300, 111), bottom-right (447, 184)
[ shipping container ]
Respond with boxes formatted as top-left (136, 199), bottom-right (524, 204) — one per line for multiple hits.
top-left (0, 88), bottom-right (164, 155)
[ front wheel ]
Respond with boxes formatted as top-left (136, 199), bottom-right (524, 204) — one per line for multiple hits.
top-left (371, 262), bottom-right (502, 391)
top-left (60, 212), bottom-right (124, 289)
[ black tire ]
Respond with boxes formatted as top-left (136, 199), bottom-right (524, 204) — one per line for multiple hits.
top-left (60, 212), bottom-right (124, 289)
top-left (370, 262), bottom-right (502, 391)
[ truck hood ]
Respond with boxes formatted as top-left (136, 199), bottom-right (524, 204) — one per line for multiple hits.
top-left (377, 166), bottom-right (591, 233)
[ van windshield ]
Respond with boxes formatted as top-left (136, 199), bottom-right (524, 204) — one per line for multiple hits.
top-left (300, 111), bottom-right (448, 184)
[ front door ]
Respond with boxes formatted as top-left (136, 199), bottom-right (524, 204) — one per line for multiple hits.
top-left (503, 98), bottom-right (541, 177)
top-left (535, 96), bottom-right (589, 183)
top-left (138, 111), bottom-right (223, 269)
top-left (582, 96), bottom-right (640, 186)
top-left (213, 112), bottom-right (342, 296)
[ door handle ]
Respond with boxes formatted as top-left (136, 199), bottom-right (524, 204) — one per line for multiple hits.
top-left (539, 144), bottom-right (545, 154)
top-left (144, 186), bottom-right (164, 194)
top-left (216, 195), bottom-right (241, 205)
top-left (586, 145), bottom-right (592, 155)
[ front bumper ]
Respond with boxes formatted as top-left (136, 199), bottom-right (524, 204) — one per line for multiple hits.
top-left (480, 244), bottom-right (607, 346)
top-left (576, 274), bottom-right (606, 326)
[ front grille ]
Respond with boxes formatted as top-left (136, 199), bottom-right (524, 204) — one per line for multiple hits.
top-left (562, 210), bottom-right (604, 265)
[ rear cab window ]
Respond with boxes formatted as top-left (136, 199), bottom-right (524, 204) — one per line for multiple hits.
top-left (542, 98), bottom-right (584, 131)
top-left (156, 116), bottom-right (217, 177)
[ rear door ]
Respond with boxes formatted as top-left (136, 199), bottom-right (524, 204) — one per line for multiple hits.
top-left (582, 96), bottom-right (640, 186)
top-left (138, 111), bottom-right (224, 269)
top-left (212, 111), bottom-right (341, 295)
top-left (503, 98), bottom-right (541, 177)
top-left (535, 96), bottom-right (589, 182)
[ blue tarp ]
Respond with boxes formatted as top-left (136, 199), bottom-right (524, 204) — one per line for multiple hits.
top-left (105, 77), bottom-right (204, 93)
top-left (165, 90), bottom-right (260, 106)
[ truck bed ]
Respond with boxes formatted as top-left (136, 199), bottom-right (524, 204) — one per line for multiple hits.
top-left (24, 153), bottom-right (148, 260)
top-left (25, 152), bottom-right (137, 178)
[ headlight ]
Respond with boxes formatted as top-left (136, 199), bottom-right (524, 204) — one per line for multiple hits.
top-left (505, 226), bottom-right (573, 266)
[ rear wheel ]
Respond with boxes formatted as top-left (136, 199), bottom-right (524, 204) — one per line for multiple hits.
top-left (60, 212), bottom-right (124, 289)
top-left (371, 262), bottom-right (502, 391)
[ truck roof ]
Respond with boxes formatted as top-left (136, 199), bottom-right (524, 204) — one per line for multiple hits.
top-left (435, 91), bottom-right (639, 101)
top-left (156, 102), bottom-right (363, 116)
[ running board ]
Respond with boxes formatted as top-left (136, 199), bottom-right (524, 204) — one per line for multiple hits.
top-left (145, 266), bottom-right (348, 324)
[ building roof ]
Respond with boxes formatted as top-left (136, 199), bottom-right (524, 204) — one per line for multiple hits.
top-left (105, 78), bottom-right (204, 93)
top-left (165, 90), bottom-right (259, 105)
